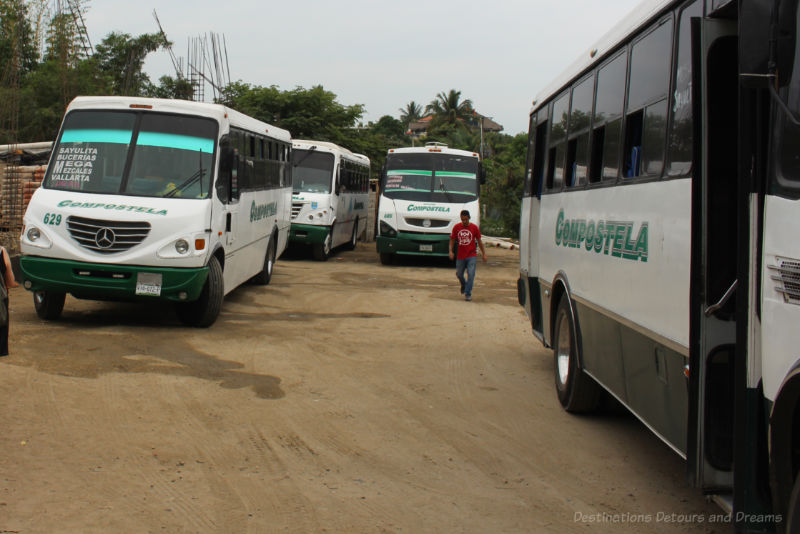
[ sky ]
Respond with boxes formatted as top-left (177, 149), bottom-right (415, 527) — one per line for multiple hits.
top-left (83, 0), bottom-right (644, 136)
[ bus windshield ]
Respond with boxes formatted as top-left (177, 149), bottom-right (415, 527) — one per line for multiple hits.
top-left (292, 150), bottom-right (334, 193)
top-left (384, 153), bottom-right (479, 203)
top-left (45, 110), bottom-right (217, 199)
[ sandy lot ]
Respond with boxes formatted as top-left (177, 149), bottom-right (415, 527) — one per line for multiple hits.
top-left (0, 243), bottom-right (724, 533)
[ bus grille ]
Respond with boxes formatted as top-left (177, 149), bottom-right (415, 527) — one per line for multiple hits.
top-left (291, 202), bottom-right (304, 220)
top-left (769, 258), bottom-right (800, 304)
top-left (405, 217), bottom-right (450, 228)
top-left (66, 216), bottom-right (151, 254)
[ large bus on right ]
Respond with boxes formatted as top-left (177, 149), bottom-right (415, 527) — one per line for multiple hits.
top-left (518, 0), bottom-right (800, 531)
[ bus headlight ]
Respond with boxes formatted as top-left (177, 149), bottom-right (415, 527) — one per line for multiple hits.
top-left (175, 239), bottom-right (189, 254)
top-left (379, 221), bottom-right (397, 238)
top-left (23, 225), bottom-right (52, 249)
top-left (27, 227), bottom-right (41, 241)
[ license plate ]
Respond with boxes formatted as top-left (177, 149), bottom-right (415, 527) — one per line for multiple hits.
top-left (135, 272), bottom-right (162, 296)
top-left (419, 244), bottom-right (433, 252)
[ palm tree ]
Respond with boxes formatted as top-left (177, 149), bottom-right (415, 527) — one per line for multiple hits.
top-left (426, 89), bottom-right (474, 130)
top-left (398, 101), bottom-right (423, 130)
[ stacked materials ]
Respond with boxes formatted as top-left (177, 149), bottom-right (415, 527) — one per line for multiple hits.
top-left (1, 165), bottom-right (45, 231)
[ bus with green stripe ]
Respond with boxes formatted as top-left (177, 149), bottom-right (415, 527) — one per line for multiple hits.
top-left (376, 143), bottom-right (485, 264)
top-left (20, 96), bottom-right (292, 327)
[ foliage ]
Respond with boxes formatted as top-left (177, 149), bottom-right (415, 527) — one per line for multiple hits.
top-left (398, 101), bottom-right (422, 129)
top-left (90, 32), bottom-right (169, 96)
top-left (426, 89), bottom-right (474, 131)
top-left (0, 0), bottom-right (37, 77)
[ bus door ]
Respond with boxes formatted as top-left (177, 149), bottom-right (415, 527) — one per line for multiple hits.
top-left (688, 17), bottom-right (738, 497)
top-left (523, 112), bottom-right (549, 341)
top-left (334, 162), bottom-right (346, 244)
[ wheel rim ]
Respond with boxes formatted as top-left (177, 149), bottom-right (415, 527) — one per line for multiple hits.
top-left (556, 312), bottom-right (571, 389)
top-left (34, 291), bottom-right (44, 305)
top-left (324, 233), bottom-right (331, 255)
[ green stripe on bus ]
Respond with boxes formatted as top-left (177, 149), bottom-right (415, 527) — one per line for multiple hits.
top-left (384, 188), bottom-right (430, 193)
top-left (137, 132), bottom-right (214, 153)
top-left (387, 170), bottom-right (432, 176)
top-left (436, 172), bottom-right (476, 178)
top-left (61, 129), bottom-right (133, 144)
top-left (441, 190), bottom-right (477, 195)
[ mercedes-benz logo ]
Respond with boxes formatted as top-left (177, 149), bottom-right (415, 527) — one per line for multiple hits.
top-left (423, 219), bottom-right (431, 228)
top-left (95, 227), bottom-right (116, 249)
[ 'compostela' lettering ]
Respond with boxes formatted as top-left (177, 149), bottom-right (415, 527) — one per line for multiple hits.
top-left (555, 209), bottom-right (648, 262)
top-left (407, 204), bottom-right (451, 213)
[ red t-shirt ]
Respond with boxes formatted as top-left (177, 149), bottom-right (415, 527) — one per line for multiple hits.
top-left (450, 222), bottom-right (481, 260)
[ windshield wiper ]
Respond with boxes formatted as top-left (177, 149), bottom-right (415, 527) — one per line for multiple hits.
top-left (437, 175), bottom-right (455, 203)
top-left (164, 168), bottom-right (206, 198)
top-left (293, 146), bottom-right (317, 168)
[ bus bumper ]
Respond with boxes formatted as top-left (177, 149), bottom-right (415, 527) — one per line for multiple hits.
top-left (20, 256), bottom-right (208, 302)
top-left (376, 232), bottom-right (450, 256)
top-left (289, 223), bottom-right (330, 245)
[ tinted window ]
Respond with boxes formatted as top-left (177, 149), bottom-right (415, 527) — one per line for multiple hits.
top-left (551, 93), bottom-right (569, 144)
top-left (628, 19), bottom-right (674, 111)
top-left (667, 0), bottom-right (701, 176)
top-left (595, 53), bottom-right (627, 123)
top-left (570, 76), bottom-right (594, 133)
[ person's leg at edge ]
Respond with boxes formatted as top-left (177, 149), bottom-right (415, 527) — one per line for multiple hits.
top-left (464, 256), bottom-right (477, 300)
top-left (455, 258), bottom-right (467, 294)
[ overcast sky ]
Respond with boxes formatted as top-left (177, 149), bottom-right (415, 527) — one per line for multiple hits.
top-left (83, 0), bottom-right (643, 136)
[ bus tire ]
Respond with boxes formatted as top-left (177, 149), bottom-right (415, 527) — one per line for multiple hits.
top-left (553, 295), bottom-right (601, 413)
top-left (344, 218), bottom-right (358, 251)
top-left (379, 252), bottom-right (393, 265)
top-left (33, 291), bottom-right (65, 320)
top-left (176, 255), bottom-right (224, 328)
top-left (312, 226), bottom-right (333, 261)
top-left (251, 236), bottom-right (276, 285)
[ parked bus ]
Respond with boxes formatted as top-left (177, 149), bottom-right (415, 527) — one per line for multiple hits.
top-left (289, 140), bottom-right (369, 260)
top-left (20, 96), bottom-right (292, 327)
top-left (517, 0), bottom-right (800, 530)
top-left (377, 143), bottom-right (484, 264)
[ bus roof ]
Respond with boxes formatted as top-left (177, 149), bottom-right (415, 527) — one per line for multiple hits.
top-left (292, 139), bottom-right (370, 165)
top-left (66, 96), bottom-right (292, 143)
top-left (387, 144), bottom-right (480, 159)
top-left (531, 0), bottom-right (672, 115)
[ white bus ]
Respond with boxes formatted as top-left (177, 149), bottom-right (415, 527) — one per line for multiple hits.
top-left (289, 140), bottom-right (369, 260)
top-left (518, 0), bottom-right (800, 529)
top-left (377, 143), bottom-right (484, 264)
top-left (20, 96), bottom-right (292, 327)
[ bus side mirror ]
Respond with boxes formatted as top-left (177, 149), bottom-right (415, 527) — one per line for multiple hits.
top-left (335, 166), bottom-right (341, 195)
top-left (480, 166), bottom-right (487, 185)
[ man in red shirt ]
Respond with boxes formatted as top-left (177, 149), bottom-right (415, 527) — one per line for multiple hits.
top-left (448, 210), bottom-right (487, 301)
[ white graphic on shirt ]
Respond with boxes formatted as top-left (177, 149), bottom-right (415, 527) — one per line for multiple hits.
top-left (457, 229), bottom-right (474, 246)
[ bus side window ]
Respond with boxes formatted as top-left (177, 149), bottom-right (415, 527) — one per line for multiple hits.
top-left (591, 52), bottom-right (627, 182)
top-left (546, 93), bottom-right (569, 191)
top-left (624, 17), bottom-right (673, 178)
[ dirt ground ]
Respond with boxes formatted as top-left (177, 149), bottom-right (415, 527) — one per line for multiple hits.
top-left (0, 243), bottom-right (725, 533)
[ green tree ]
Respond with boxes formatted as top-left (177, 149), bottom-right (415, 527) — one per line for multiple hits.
top-left (90, 32), bottom-right (169, 96)
top-left (0, 0), bottom-right (37, 77)
top-left (426, 89), bottom-right (474, 130)
top-left (146, 75), bottom-right (195, 100)
top-left (398, 101), bottom-right (422, 130)
top-left (480, 132), bottom-right (527, 238)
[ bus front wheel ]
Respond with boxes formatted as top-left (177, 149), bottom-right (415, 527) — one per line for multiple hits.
top-left (33, 290), bottom-right (65, 320)
top-left (379, 252), bottom-right (393, 265)
top-left (553, 295), bottom-right (600, 413)
top-left (176, 255), bottom-right (224, 328)
top-left (313, 226), bottom-right (333, 261)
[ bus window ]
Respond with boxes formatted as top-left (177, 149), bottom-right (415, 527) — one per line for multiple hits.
top-left (624, 18), bottom-right (673, 178)
top-left (546, 93), bottom-right (569, 190)
top-left (667, 0), bottom-right (702, 177)
top-left (591, 52), bottom-right (627, 182)
top-left (567, 75), bottom-right (594, 187)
